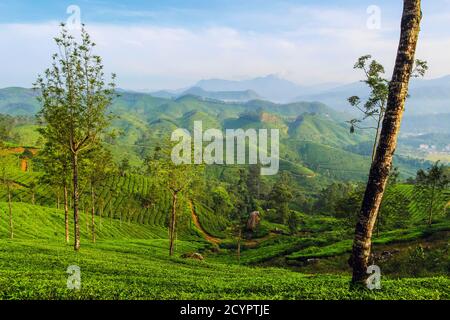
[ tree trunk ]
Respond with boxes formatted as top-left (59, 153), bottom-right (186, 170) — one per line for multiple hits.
top-left (86, 206), bottom-right (89, 233)
top-left (350, 0), bottom-right (422, 286)
top-left (8, 188), bottom-right (13, 240)
top-left (371, 113), bottom-right (383, 162)
top-left (64, 182), bottom-right (69, 243)
top-left (428, 183), bottom-right (435, 225)
top-left (91, 182), bottom-right (96, 243)
top-left (169, 193), bottom-right (178, 256)
top-left (72, 152), bottom-right (80, 251)
top-left (99, 201), bottom-right (103, 230)
top-left (237, 227), bottom-right (242, 263)
top-left (376, 212), bottom-right (380, 237)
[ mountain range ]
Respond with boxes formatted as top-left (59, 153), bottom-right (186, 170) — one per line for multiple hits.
top-left (151, 87), bottom-right (262, 102)
top-left (0, 87), bottom-right (433, 186)
top-left (294, 75), bottom-right (450, 115)
top-left (150, 75), bottom-right (340, 103)
top-left (148, 74), bottom-right (450, 116)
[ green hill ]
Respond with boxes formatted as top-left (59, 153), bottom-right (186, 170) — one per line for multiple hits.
top-left (288, 114), bottom-right (370, 148)
top-left (0, 170), bottom-right (193, 235)
top-left (0, 202), bottom-right (168, 240)
top-left (293, 141), bottom-right (371, 181)
top-left (0, 87), bottom-right (40, 115)
top-left (178, 110), bottom-right (221, 131)
top-left (0, 90), bottom-right (433, 195)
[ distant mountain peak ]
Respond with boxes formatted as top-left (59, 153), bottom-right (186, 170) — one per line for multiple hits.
top-left (194, 75), bottom-right (303, 103)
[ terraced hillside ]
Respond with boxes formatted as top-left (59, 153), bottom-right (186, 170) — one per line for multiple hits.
top-left (382, 184), bottom-right (450, 223)
top-left (209, 184), bottom-right (450, 267)
top-left (0, 202), bottom-right (448, 300)
top-left (1, 89), bottom-right (432, 195)
top-left (0, 169), bottom-right (195, 234)
top-left (0, 202), bottom-right (169, 240)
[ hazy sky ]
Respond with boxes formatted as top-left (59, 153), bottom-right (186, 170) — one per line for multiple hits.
top-left (1, 0), bottom-right (450, 90)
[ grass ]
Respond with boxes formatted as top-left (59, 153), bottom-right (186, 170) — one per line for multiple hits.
top-left (0, 202), bottom-right (449, 300)
top-left (0, 202), bottom-right (169, 240)
top-left (286, 221), bottom-right (450, 261)
top-left (1, 239), bottom-right (449, 300)
top-left (193, 202), bottom-right (229, 238)
top-left (0, 171), bottom-right (195, 237)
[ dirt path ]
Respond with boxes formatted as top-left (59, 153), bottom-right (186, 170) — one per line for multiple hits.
top-left (189, 201), bottom-right (280, 248)
top-left (0, 147), bottom-right (38, 155)
top-left (189, 201), bottom-right (221, 245)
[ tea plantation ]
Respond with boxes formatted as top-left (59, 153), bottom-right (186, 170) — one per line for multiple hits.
top-left (0, 202), bottom-right (448, 300)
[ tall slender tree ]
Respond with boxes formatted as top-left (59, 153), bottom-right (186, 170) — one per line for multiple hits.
top-left (38, 141), bottom-right (71, 243)
top-left (348, 56), bottom-right (389, 161)
top-left (349, 0), bottom-right (423, 286)
top-left (415, 162), bottom-right (449, 226)
top-left (0, 114), bottom-right (14, 147)
top-left (230, 169), bottom-right (252, 262)
top-left (348, 56), bottom-right (426, 161)
top-left (147, 143), bottom-right (202, 256)
top-left (35, 24), bottom-right (116, 251)
top-left (85, 146), bottom-right (114, 243)
top-left (0, 154), bottom-right (16, 239)
top-left (268, 172), bottom-right (293, 224)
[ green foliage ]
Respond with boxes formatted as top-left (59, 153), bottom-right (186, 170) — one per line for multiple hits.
top-left (378, 184), bottom-right (411, 230)
top-left (229, 169), bottom-right (252, 222)
top-left (118, 158), bottom-right (131, 177)
top-left (0, 203), bottom-right (447, 300)
top-left (194, 202), bottom-right (230, 238)
top-left (347, 55), bottom-right (389, 145)
top-left (35, 25), bottom-right (116, 158)
top-left (210, 186), bottom-right (234, 218)
top-left (287, 211), bottom-right (300, 234)
top-left (287, 221), bottom-right (450, 261)
top-left (381, 243), bottom-right (449, 278)
top-left (314, 182), bottom-right (358, 215)
top-left (268, 172), bottom-right (293, 224)
top-left (0, 238), bottom-right (448, 299)
top-left (297, 141), bottom-right (370, 181)
top-left (0, 202), bottom-right (168, 240)
top-left (333, 189), bottom-right (362, 228)
top-left (0, 114), bottom-right (14, 144)
top-left (0, 86), bottom-right (431, 186)
top-left (414, 162), bottom-right (450, 225)
top-left (289, 113), bottom-right (370, 148)
top-left (348, 55), bottom-right (427, 161)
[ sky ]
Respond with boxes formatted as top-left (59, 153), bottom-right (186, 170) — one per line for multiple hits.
top-left (0, 0), bottom-right (450, 90)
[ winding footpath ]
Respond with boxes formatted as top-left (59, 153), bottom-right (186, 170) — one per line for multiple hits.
top-left (189, 201), bottom-right (221, 245)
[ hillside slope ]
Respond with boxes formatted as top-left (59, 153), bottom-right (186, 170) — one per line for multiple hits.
top-left (0, 203), bottom-right (448, 300)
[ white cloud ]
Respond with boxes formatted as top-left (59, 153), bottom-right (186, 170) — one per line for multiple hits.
top-left (0, 14), bottom-right (449, 91)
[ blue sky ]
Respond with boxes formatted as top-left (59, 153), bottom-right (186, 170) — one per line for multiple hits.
top-left (1, 0), bottom-right (450, 90)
